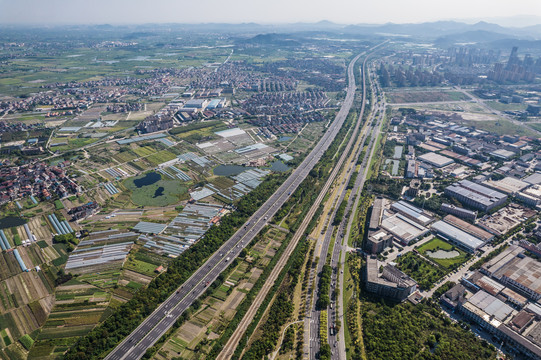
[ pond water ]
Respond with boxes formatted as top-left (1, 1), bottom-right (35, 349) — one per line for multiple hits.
top-left (133, 172), bottom-right (161, 188)
top-left (269, 161), bottom-right (290, 173)
top-left (153, 187), bottom-right (165, 198)
top-left (426, 249), bottom-right (460, 259)
top-left (213, 165), bottom-right (253, 176)
top-left (0, 216), bottom-right (26, 230)
top-left (278, 136), bottom-right (293, 142)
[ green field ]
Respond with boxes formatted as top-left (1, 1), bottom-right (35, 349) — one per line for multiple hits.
top-left (417, 237), bottom-right (470, 269)
top-left (123, 172), bottom-right (188, 206)
top-left (125, 258), bottom-right (159, 277)
top-left (397, 252), bottom-right (447, 290)
top-left (485, 100), bottom-right (528, 112)
top-left (461, 118), bottom-right (537, 137)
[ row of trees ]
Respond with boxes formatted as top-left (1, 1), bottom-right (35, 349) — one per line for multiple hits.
top-left (207, 109), bottom-right (358, 358)
top-left (317, 265), bottom-right (332, 309)
top-left (240, 238), bottom-right (310, 359)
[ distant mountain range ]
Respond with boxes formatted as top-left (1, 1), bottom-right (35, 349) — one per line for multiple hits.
top-left (4, 19), bottom-right (541, 49)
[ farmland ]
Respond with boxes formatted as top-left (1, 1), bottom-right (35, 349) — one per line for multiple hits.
top-left (154, 227), bottom-right (288, 360)
top-left (123, 172), bottom-right (189, 207)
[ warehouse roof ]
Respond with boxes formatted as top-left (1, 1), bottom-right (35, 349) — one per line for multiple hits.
top-left (418, 152), bottom-right (454, 168)
top-left (523, 172), bottom-right (541, 185)
top-left (381, 213), bottom-right (428, 243)
top-left (483, 176), bottom-right (530, 194)
top-left (431, 220), bottom-right (485, 251)
top-left (391, 200), bottom-right (433, 225)
top-left (443, 215), bottom-right (493, 242)
top-left (468, 290), bottom-right (513, 322)
top-left (215, 128), bottom-right (246, 138)
top-left (446, 180), bottom-right (507, 208)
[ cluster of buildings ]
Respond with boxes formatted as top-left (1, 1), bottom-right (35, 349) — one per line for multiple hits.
top-left (189, 61), bottom-right (296, 93)
top-left (241, 90), bottom-right (328, 116)
top-left (0, 121), bottom-right (43, 135)
top-left (442, 245), bottom-right (541, 359)
top-left (136, 114), bottom-right (174, 134)
top-left (0, 161), bottom-right (81, 205)
top-left (364, 257), bottom-right (418, 302)
top-left (445, 179), bottom-right (507, 212)
top-left (367, 199), bottom-right (433, 251)
top-left (68, 202), bottom-right (100, 221)
top-left (488, 47), bottom-right (541, 84)
top-left (106, 102), bottom-right (144, 113)
top-left (254, 112), bottom-right (327, 138)
top-left (366, 195), bottom-right (508, 255)
top-left (401, 110), bottom-right (540, 181)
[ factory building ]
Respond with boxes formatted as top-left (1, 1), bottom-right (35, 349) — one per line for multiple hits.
top-left (390, 200), bottom-right (434, 226)
top-left (369, 197), bottom-right (384, 231)
top-left (184, 99), bottom-right (209, 109)
top-left (366, 229), bottom-right (393, 254)
top-left (381, 213), bottom-right (429, 245)
top-left (442, 215), bottom-right (494, 242)
top-left (418, 152), bottom-right (454, 168)
top-left (481, 245), bottom-right (541, 301)
top-left (431, 220), bottom-right (485, 253)
top-left (445, 179), bottom-right (507, 212)
top-left (440, 203), bottom-right (477, 221)
top-left (364, 257), bottom-right (417, 301)
top-left (458, 290), bottom-right (541, 360)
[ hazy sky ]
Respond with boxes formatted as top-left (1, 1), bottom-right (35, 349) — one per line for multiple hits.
top-left (1, 0), bottom-right (541, 26)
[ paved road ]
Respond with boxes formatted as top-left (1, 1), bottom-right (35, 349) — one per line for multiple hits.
top-left (329, 63), bottom-right (387, 360)
top-left (305, 49), bottom-right (386, 359)
top-left (220, 48), bottom-right (374, 360)
top-left (304, 53), bottom-right (373, 360)
top-left (105, 49), bottom-right (365, 360)
top-left (454, 86), bottom-right (541, 136)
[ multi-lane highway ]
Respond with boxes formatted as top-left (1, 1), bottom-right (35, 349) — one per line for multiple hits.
top-left (329, 61), bottom-right (387, 360)
top-left (105, 50), bottom-right (365, 360)
top-left (306, 52), bottom-right (386, 359)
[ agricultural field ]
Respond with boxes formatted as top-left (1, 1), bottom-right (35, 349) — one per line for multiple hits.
top-left (30, 282), bottom-right (113, 359)
top-left (124, 247), bottom-right (171, 279)
top-left (122, 172), bottom-right (188, 207)
top-left (154, 227), bottom-right (287, 360)
top-left (278, 121), bottom-right (326, 155)
top-left (416, 237), bottom-right (470, 269)
top-left (0, 46), bottom-right (232, 97)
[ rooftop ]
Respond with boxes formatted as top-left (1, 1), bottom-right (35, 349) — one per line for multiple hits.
top-left (381, 213), bottom-right (428, 243)
top-left (418, 152), bottom-right (454, 168)
top-left (443, 215), bottom-right (493, 242)
top-left (467, 290), bottom-right (514, 322)
top-left (431, 220), bottom-right (485, 251)
top-left (523, 172), bottom-right (541, 185)
top-left (483, 176), bottom-right (530, 194)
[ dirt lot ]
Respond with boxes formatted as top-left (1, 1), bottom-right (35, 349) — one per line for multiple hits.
top-left (386, 90), bottom-right (469, 104)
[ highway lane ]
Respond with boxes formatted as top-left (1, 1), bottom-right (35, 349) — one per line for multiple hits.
top-left (105, 50), bottom-right (365, 360)
top-left (307, 53), bottom-right (380, 359)
top-left (330, 62), bottom-right (387, 360)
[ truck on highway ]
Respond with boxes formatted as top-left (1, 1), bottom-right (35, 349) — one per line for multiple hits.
top-left (225, 257), bottom-right (230, 262)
